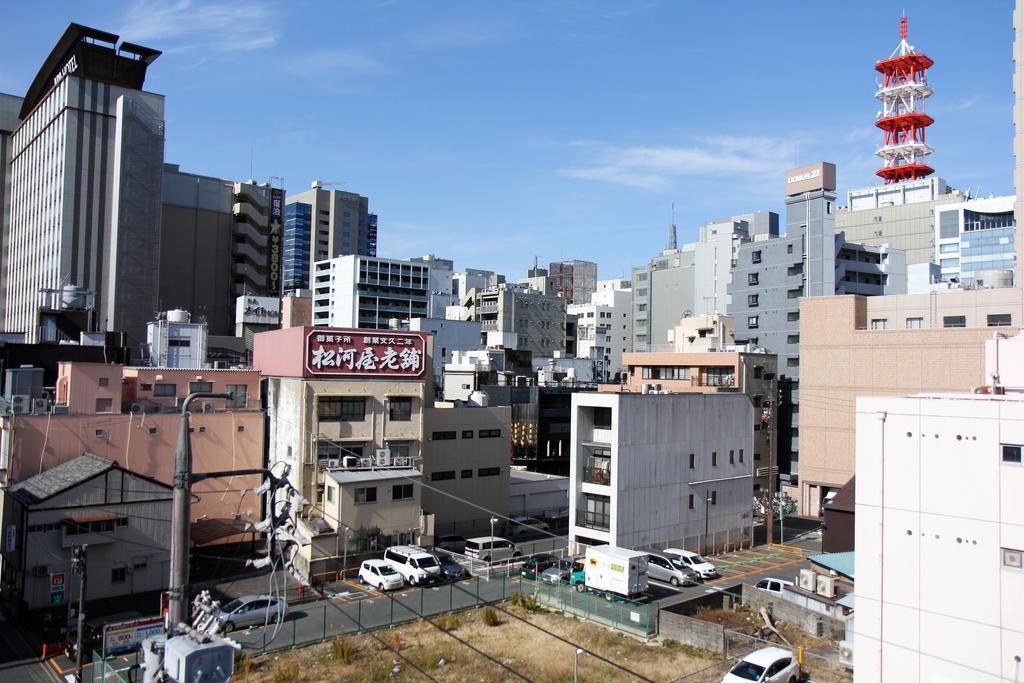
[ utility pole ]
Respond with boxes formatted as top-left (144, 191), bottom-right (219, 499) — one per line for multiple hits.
top-left (704, 493), bottom-right (712, 555)
top-left (71, 544), bottom-right (87, 682)
top-left (763, 377), bottom-right (776, 545)
top-left (168, 392), bottom-right (230, 630)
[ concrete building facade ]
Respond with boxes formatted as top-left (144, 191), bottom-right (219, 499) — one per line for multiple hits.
top-left (2, 25), bottom-right (165, 344)
top-left (934, 195), bottom-right (1016, 286)
top-left (460, 283), bottom-right (567, 357)
top-left (145, 309), bottom-right (208, 369)
top-left (549, 259), bottom-right (597, 305)
top-left (568, 279), bottom-right (633, 380)
top-left (312, 255), bottom-right (430, 329)
top-left (408, 317), bottom-right (483, 391)
top-left (854, 392), bottom-right (1024, 681)
top-left (568, 392), bottom-right (753, 553)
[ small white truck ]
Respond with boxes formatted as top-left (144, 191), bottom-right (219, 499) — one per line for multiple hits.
top-left (583, 545), bottom-right (649, 600)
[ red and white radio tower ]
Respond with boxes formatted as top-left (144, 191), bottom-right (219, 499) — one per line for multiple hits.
top-left (874, 16), bottom-right (934, 184)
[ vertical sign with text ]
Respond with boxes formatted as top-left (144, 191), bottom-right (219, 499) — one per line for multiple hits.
top-left (268, 188), bottom-right (284, 296)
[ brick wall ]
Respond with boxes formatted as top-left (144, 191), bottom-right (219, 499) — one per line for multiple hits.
top-left (658, 610), bottom-right (725, 653)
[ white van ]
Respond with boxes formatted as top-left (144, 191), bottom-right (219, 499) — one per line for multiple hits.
top-left (464, 536), bottom-right (521, 562)
top-left (383, 545), bottom-right (443, 585)
top-left (754, 577), bottom-right (794, 597)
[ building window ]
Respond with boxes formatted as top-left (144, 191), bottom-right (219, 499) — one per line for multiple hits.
top-left (688, 494), bottom-right (694, 510)
top-left (710, 490), bottom-right (717, 505)
top-left (943, 315), bottom-right (967, 328)
top-left (355, 487), bottom-right (378, 504)
top-left (478, 467), bottom-right (501, 477)
top-left (95, 398), bottom-right (113, 413)
top-left (461, 430), bottom-right (474, 439)
top-left (461, 469), bottom-right (473, 478)
top-left (326, 486), bottom-right (335, 503)
top-left (227, 384), bottom-right (248, 409)
top-left (432, 431), bottom-right (457, 440)
top-left (938, 210), bottom-right (960, 239)
top-left (581, 494), bottom-right (610, 531)
top-left (787, 244), bottom-right (794, 254)
top-left (751, 250), bottom-right (762, 264)
top-left (431, 471), bottom-right (456, 481)
top-left (988, 314), bottom-right (1012, 327)
top-left (1003, 444), bottom-right (1022, 464)
top-left (787, 311), bottom-right (800, 322)
top-left (388, 397), bottom-right (413, 421)
top-left (153, 384), bottom-right (176, 397)
top-left (787, 357), bottom-right (800, 367)
top-left (729, 450), bottom-right (735, 464)
top-left (747, 273), bottom-right (759, 286)
top-left (319, 397), bottom-right (366, 421)
top-left (747, 294), bottom-right (759, 307)
top-left (787, 334), bottom-right (800, 344)
top-left (111, 567), bottom-right (127, 584)
top-left (906, 317), bottom-right (923, 329)
top-left (711, 451), bottom-right (718, 466)
top-left (739, 449), bottom-right (744, 463)
top-left (787, 287), bottom-right (803, 299)
top-left (478, 429), bottom-right (501, 438)
top-left (98, 377), bottom-right (109, 388)
top-left (689, 453), bottom-right (695, 469)
top-left (870, 319), bottom-right (888, 330)
top-left (593, 407), bottom-right (612, 429)
top-left (189, 381), bottom-right (213, 394)
top-left (748, 316), bottom-right (759, 329)
top-left (392, 484), bottom-right (414, 500)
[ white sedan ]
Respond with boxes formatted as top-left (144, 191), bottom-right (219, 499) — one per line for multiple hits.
top-left (722, 647), bottom-right (799, 683)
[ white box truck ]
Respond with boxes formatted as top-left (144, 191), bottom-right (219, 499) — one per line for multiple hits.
top-left (583, 545), bottom-right (648, 599)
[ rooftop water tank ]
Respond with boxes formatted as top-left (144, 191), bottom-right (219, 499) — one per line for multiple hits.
top-left (60, 285), bottom-right (90, 310)
top-left (166, 309), bottom-right (191, 324)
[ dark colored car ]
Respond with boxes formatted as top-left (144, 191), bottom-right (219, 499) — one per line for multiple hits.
top-left (435, 535), bottom-right (467, 554)
top-left (438, 554), bottom-right (467, 581)
top-left (519, 553), bottom-right (560, 580)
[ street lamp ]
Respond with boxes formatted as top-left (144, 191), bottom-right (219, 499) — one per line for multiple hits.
top-left (574, 648), bottom-right (585, 683)
top-left (490, 517), bottom-right (499, 540)
top-left (704, 493), bottom-right (713, 555)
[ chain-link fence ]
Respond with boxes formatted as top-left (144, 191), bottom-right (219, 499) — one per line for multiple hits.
top-left (527, 578), bottom-right (657, 638)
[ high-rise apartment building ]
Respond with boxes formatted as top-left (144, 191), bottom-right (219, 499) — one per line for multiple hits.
top-left (460, 283), bottom-right (567, 357)
top-left (1, 24), bottom-right (165, 344)
top-left (283, 182), bottom-right (377, 292)
top-left (728, 162), bottom-right (906, 485)
top-left (312, 255), bottom-right (429, 329)
top-left (632, 212), bottom-right (776, 352)
top-left (160, 165), bottom-right (285, 335)
top-left (567, 279), bottom-right (633, 380)
top-left (549, 259), bottom-right (597, 304)
top-left (408, 254), bottom-right (454, 318)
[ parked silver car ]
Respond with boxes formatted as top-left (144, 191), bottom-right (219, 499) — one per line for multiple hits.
top-left (215, 595), bottom-right (287, 632)
top-left (646, 551), bottom-right (700, 587)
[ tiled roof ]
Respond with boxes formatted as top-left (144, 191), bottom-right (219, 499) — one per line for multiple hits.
top-left (9, 453), bottom-right (115, 505)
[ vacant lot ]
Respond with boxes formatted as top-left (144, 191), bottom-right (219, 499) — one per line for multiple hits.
top-left (241, 598), bottom-right (725, 683)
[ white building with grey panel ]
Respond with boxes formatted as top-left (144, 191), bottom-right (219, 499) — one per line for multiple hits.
top-left (569, 392), bottom-right (753, 554)
top-left (1, 25), bottom-right (165, 344)
top-left (313, 254), bottom-right (430, 329)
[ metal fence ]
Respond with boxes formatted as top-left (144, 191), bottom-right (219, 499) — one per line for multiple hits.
top-left (724, 630), bottom-right (850, 683)
top-left (526, 578), bottom-right (657, 638)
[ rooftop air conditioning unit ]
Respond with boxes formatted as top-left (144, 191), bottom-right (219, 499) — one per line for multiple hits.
top-left (326, 459), bottom-right (340, 468)
top-left (51, 405), bottom-right (69, 416)
top-left (394, 457), bottom-right (410, 467)
top-left (130, 403), bottom-right (145, 415)
top-left (11, 395), bottom-right (31, 415)
top-left (375, 449), bottom-right (391, 467)
top-left (359, 457), bottom-right (373, 467)
top-left (341, 456), bottom-right (359, 468)
top-left (839, 640), bottom-right (854, 670)
top-left (799, 568), bottom-right (817, 591)
top-left (816, 574), bottom-right (837, 598)
top-left (31, 398), bottom-right (49, 415)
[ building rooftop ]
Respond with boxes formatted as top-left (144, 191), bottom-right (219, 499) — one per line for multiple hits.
top-left (326, 468), bottom-right (422, 484)
top-left (510, 470), bottom-right (569, 483)
top-left (6, 452), bottom-right (164, 505)
top-left (808, 551), bottom-right (855, 581)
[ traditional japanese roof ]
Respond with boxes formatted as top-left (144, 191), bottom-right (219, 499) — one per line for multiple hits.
top-left (8, 452), bottom-right (115, 505)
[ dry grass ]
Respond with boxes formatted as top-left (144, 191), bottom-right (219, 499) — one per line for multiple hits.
top-left (245, 602), bottom-right (723, 682)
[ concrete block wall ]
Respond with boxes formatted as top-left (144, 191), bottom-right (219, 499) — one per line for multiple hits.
top-left (741, 584), bottom-right (845, 641)
top-left (658, 610), bottom-right (726, 653)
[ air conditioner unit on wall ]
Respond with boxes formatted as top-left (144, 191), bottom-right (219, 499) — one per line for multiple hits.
top-left (839, 640), bottom-right (854, 670)
top-left (11, 395), bottom-right (31, 415)
top-left (32, 565), bottom-right (50, 578)
top-left (816, 574), bottom-right (837, 598)
top-left (31, 398), bottom-right (49, 415)
top-left (130, 403), bottom-right (145, 415)
top-left (375, 449), bottom-right (391, 467)
top-left (799, 568), bottom-right (816, 591)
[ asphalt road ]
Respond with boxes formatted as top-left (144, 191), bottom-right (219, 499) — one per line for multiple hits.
top-left (0, 611), bottom-right (60, 683)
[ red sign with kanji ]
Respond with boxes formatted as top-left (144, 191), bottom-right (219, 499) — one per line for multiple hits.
top-left (304, 328), bottom-right (427, 379)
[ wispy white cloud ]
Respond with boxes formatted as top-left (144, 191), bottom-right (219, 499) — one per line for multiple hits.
top-left (562, 135), bottom-right (802, 191)
top-left (116, 0), bottom-right (276, 52)
top-left (409, 20), bottom-right (500, 50)
top-left (280, 50), bottom-right (391, 79)
top-left (933, 95), bottom-right (980, 114)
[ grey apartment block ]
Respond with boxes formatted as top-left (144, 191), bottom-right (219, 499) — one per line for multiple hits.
top-left (569, 392), bottom-right (754, 552)
top-left (286, 182), bottom-right (376, 270)
top-left (549, 259), bottom-right (597, 304)
top-left (0, 94), bottom-right (21, 315)
top-left (460, 284), bottom-right (566, 357)
top-left (2, 26), bottom-right (164, 345)
top-left (728, 185), bottom-right (906, 478)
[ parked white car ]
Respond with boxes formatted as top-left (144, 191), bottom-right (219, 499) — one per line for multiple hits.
top-left (509, 517), bottom-right (550, 537)
top-left (214, 595), bottom-right (287, 632)
top-left (754, 577), bottom-right (794, 597)
top-left (464, 536), bottom-right (522, 563)
top-left (721, 646), bottom-right (799, 683)
top-left (664, 548), bottom-right (719, 579)
top-left (358, 559), bottom-right (404, 591)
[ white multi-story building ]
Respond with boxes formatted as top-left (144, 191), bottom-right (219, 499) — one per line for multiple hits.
top-left (854, 390), bottom-right (1024, 679)
top-left (408, 254), bottom-right (454, 319)
top-left (312, 255), bottom-right (430, 329)
top-left (934, 195), bottom-right (1016, 286)
top-left (2, 25), bottom-right (165, 343)
top-left (146, 309), bottom-right (208, 369)
top-left (568, 392), bottom-right (753, 553)
top-left (568, 279), bottom-right (633, 380)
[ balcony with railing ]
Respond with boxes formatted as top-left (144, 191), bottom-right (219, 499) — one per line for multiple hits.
top-left (583, 457), bottom-right (611, 486)
top-left (575, 506), bottom-right (610, 532)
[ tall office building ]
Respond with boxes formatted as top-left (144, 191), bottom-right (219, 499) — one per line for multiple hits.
top-left (1, 24), bottom-right (164, 344)
top-left (728, 162), bottom-right (906, 485)
top-left (159, 165), bottom-right (285, 335)
top-left (312, 255), bottom-right (429, 329)
top-left (934, 195), bottom-right (1016, 286)
top-left (549, 259), bottom-right (597, 304)
top-left (283, 181), bottom-right (377, 292)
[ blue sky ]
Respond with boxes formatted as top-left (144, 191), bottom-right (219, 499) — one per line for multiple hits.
top-left (1, 1), bottom-right (1015, 281)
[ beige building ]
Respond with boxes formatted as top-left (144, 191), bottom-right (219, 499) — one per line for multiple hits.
top-left (421, 404), bottom-right (511, 535)
top-left (798, 289), bottom-right (1024, 515)
top-left (322, 467), bottom-right (424, 547)
top-left (667, 314), bottom-right (735, 353)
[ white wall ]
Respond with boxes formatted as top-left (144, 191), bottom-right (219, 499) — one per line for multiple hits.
top-left (854, 394), bottom-right (1024, 682)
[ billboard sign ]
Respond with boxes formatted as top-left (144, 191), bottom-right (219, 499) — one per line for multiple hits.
top-left (785, 161), bottom-right (836, 196)
top-left (50, 572), bottom-right (65, 605)
top-left (304, 328), bottom-right (427, 379)
top-left (103, 616), bottom-right (164, 656)
top-left (236, 295), bottom-right (281, 326)
top-left (268, 188), bottom-right (284, 295)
